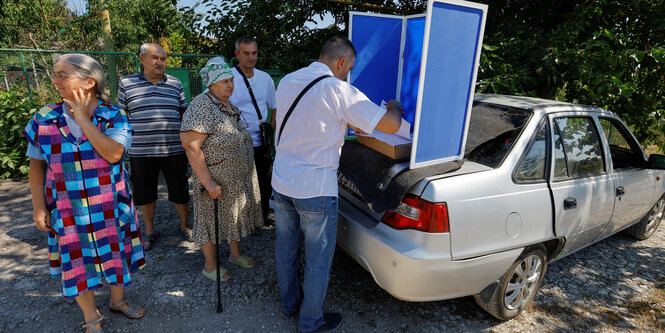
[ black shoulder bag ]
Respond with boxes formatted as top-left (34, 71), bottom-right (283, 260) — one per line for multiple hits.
top-left (277, 74), bottom-right (331, 146)
top-left (235, 66), bottom-right (275, 159)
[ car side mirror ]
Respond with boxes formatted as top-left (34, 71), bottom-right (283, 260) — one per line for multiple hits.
top-left (648, 154), bottom-right (665, 169)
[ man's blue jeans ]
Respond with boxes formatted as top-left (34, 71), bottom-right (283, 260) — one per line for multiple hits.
top-left (273, 190), bottom-right (338, 332)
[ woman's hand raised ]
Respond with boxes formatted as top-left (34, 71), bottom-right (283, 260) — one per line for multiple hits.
top-left (63, 88), bottom-right (94, 125)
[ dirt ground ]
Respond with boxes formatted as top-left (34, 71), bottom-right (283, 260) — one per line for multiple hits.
top-left (1, 178), bottom-right (664, 332)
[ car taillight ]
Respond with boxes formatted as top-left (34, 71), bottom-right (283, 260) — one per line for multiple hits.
top-left (381, 194), bottom-right (449, 233)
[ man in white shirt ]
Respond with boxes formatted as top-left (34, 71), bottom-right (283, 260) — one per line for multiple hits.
top-left (272, 36), bottom-right (401, 333)
top-left (228, 36), bottom-right (277, 224)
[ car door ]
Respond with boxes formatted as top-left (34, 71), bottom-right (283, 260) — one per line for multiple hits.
top-left (596, 117), bottom-right (655, 238)
top-left (548, 114), bottom-right (615, 258)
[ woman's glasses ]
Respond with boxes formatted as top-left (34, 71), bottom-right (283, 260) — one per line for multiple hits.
top-left (50, 72), bottom-right (78, 82)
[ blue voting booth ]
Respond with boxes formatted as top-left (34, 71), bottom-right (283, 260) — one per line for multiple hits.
top-left (349, 0), bottom-right (488, 169)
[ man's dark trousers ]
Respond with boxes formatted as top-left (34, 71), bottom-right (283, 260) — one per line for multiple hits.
top-left (254, 145), bottom-right (273, 222)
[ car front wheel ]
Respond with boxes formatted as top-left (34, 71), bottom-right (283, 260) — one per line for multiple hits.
top-left (474, 246), bottom-right (547, 320)
top-left (624, 194), bottom-right (665, 240)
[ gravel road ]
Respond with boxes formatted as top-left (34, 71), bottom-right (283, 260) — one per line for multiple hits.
top-left (1, 178), bottom-right (663, 332)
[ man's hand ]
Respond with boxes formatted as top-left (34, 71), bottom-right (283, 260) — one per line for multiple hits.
top-left (386, 99), bottom-right (403, 113)
top-left (33, 206), bottom-right (51, 231)
top-left (374, 99), bottom-right (402, 134)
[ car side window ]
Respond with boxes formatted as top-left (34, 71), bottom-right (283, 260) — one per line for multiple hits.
top-left (552, 117), bottom-right (605, 180)
top-left (553, 124), bottom-right (568, 179)
top-left (515, 123), bottom-right (547, 182)
top-left (598, 118), bottom-right (645, 170)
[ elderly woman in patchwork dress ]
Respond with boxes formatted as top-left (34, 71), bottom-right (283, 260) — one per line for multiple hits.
top-left (180, 57), bottom-right (263, 281)
top-left (26, 54), bottom-right (145, 333)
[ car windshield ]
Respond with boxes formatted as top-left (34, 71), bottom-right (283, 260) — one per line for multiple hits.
top-left (464, 102), bottom-right (531, 168)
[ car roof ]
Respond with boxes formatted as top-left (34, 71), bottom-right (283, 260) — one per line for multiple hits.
top-left (474, 94), bottom-right (613, 116)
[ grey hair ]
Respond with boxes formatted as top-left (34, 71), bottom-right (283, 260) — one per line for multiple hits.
top-left (139, 43), bottom-right (165, 55)
top-left (54, 54), bottom-right (110, 104)
top-left (319, 36), bottom-right (356, 62)
top-left (235, 36), bottom-right (257, 50)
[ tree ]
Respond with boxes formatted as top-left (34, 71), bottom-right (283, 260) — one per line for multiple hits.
top-left (203, 0), bottom-right (663, 148)
top-left (201, 0), bottom-right (427, 70)
top-left (79, 0), bottom-right (206, 54)
top-left (0, 0), bottom-right (78, 49)
top-left (477, 0), bottom-right (665, 147)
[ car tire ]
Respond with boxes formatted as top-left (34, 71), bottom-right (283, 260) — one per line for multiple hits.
top-left (624, 194), bottom-right (665, 240)
top-left (474, 245), bottom-right (547, 320)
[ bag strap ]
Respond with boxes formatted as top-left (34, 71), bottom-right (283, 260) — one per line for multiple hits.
top-left (277, 74), bottom-right (331, 145)
top-left (234, 65), bottom-right (263, 120)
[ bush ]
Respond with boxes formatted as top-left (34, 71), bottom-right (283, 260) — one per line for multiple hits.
top-left (0, 90), bottom-right (39, 178)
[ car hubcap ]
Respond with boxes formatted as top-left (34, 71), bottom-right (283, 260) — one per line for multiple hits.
top-left (646, 199), bottom-right (665, 235)
top-left (504, 254), bottom-right (542, 310)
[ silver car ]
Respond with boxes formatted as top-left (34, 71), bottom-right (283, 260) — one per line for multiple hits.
top-left (336, 94), bottom-right (665, 319)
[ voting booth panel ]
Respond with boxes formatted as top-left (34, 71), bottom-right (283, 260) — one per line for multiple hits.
top-left (348, 14), bottom-right (403, 108)
top-left (399, 16), bottom-right (426, 128)
top-left (349, 0), bottom-right (487, 169)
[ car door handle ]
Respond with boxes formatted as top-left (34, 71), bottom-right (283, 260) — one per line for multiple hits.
top-left (616, 186), bottom-right (625, 196)
top-left (564, 197), bottom-right (577, 210)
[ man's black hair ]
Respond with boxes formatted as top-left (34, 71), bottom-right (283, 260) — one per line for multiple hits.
top-left (235, 36), bottom-right (257, 50)
top-left (319, 36), bottom-right (356, 61)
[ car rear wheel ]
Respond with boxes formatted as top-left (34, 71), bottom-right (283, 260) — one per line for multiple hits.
top-left (474, 246), bottom-right (547, 320)
top-left (624, 194), bottom-right (665, 240)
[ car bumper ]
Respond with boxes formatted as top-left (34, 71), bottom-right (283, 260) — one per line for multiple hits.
top-left (337, 198), bottom-right (523, 302)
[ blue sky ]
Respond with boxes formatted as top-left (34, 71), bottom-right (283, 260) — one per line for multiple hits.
top-left (65, 0), bottom-right (335, 28)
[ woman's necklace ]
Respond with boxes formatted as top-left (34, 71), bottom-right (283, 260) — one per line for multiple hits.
top-left (206, 93), bottom-right (241, 123)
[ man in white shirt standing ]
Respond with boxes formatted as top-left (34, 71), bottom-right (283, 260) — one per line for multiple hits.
top-left (229, 36), bottom-right (277, 224)
top-left (272, 36), bottom-right (401, 333)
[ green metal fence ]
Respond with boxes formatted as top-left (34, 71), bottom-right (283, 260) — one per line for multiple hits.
top-left (165, 53), bottom-right (222, 103)
top-left (166, 54), bottom-right (285, 102)
top-left (0, 49), bottom-right (288, 106)
top-left (0, 49), bottom-right (140, 105)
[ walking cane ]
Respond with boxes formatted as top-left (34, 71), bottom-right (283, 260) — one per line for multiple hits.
top-left (213, 197), bottom-right (223, 313)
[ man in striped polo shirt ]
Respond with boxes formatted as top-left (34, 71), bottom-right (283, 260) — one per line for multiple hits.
top-left (118, 43), bottom-right (191, 250)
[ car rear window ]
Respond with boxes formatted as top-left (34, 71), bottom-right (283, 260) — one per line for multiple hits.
top-left (464, 102), bottom-right (531, 168)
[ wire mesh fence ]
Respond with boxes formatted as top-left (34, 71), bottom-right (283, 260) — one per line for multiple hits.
top-left (0, 49), bottom-right (140, 105)
top-left (165, 54), bottom-right (219, 103)
top-left (0, 49), bottom-right (289, 106)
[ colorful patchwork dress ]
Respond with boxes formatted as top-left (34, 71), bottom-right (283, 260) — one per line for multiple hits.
top-left (24, 102), bottom-right (145, 298)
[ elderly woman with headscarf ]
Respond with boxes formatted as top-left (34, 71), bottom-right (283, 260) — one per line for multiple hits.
top-left (25, 54), bottom-right (145, 333)
top-left (180, 57), bottom-right (263, 281)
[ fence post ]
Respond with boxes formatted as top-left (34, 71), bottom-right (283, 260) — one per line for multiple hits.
top-left (18, 51), bottom-right (33, 102)
top-left (100, 0), bottom-right (118, 103)
top-left (30, 53), bottom-right (40, 90)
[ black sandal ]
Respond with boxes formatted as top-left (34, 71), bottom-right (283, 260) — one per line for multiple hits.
top-left (143, 232), bottom-right (159, 251)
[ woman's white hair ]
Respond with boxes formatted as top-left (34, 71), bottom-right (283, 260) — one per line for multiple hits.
top-left (54, 53), bottom-right (110, 103)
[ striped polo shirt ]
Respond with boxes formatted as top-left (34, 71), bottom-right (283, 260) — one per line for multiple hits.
top-left (118, 72), bottom-right (188, 157)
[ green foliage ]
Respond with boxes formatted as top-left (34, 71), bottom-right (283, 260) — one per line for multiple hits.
top-left (79, 0), bottom-right (205, 54)
top-left (0, 0), bottom-right (77, 49)
top-left (477, 0), bottom-right (665, 149)
top-left (201, 0), bottom-right (427, 71)
top-left (0, 0), bottom-right (205, 54)
top-left (0, 90), bottom-right (39, 179)
top-left (2, 0), bottom-right (664, 162)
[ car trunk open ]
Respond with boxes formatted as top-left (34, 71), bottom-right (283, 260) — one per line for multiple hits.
top-left (338, 101), bottom-right (532, 218)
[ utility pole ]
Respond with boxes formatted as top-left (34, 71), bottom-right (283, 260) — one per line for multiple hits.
top-left (99, 0), bottom-right (118, 103)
